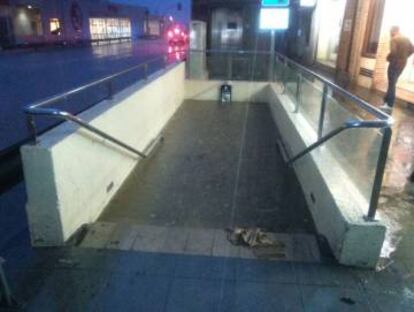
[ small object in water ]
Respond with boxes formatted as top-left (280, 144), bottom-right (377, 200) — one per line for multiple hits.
top-left (57, 258), bottom-right (79, 268)
top-left (220, 84), bottom-right (232, 104)
top-left (409, 171), bottom-right (414, 183)
top-left (340, 297), bottom-right (356, 305)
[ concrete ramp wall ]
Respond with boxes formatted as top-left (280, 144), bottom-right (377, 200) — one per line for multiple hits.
top-left (265, 84), bottom-right (385, 268)
top-left (21, 63), bottom-right (185, 246)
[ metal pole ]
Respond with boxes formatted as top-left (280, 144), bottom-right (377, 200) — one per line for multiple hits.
top-left (226, 53), bottom-right (233, 81)
top-left (0, 258), bottom-right (13, 308)
top-left (26, 115), bottom-right (38, 144)
top-left (295, 73), bottom-right (302, 113)
top-left (282, 59), bottom-right (288, 93)
top-left (366, 127), bottom-right (392, 221)
top-left (107, 80), bottom-right (113, 100)
top-left (144, 64), bottom-right (149, 80)
top-left (318, 84), bottom-right (329, 139)
top-left (269, 30), bottom-right (276, 81)
top-left (288, 125), bottom-right (347, 165)
top-left (65, 114), bottom-right (147, 158)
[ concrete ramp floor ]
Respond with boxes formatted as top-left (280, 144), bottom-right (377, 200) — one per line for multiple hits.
top-left (75, 100), bottom-right (323, 263)
top-left (99, 101), bottom-right (315, 233)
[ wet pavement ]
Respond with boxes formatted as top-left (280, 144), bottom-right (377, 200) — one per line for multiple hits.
top-left (0, 40), bottom-right (168, 153)
top-left (1, 60), bottom-right (414, 310)
top-left (100, 100), bottom-right (315, 234)
top-left (2, 237), bottom-right (414, 311)
top-left (348, 86), bottom-right (414, 276)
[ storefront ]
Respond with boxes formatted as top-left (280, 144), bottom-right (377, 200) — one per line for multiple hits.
top-left (371, 0), bottom-right (414, 100)
top-left (0, 0), bottom-right (147, 48)
top-left (89, 17), bottom-right (131, 40)
top-left (332, 0), bottom-right (414, 102)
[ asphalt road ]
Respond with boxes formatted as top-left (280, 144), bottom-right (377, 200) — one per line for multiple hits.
top-left (0, 40), bottom-right (169, 153)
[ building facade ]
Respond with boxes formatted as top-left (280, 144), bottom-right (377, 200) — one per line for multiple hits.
top-left (302, 0), bottom-right (414, 103)
top-left (0, 0), bottom-right (147, 48)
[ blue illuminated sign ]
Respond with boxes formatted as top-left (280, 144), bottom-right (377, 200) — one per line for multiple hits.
top-left (261, 0), bottom-right (290, 7)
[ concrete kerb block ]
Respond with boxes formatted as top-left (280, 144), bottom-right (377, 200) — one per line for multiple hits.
top-left (21, 63), bottom-right (186, 247)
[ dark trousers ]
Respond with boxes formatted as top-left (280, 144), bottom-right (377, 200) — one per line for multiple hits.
top-left (384, 64), bottom-right (403, 107)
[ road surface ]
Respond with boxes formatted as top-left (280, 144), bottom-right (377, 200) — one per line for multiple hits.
top-left (0, 40), bottom-right (169, 153)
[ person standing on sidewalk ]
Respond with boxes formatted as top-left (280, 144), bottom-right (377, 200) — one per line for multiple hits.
top-left (381, 26), bottom-right (414, 112)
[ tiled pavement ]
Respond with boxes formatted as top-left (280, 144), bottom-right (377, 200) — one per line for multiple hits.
top-left (79, 222), bottom-right (321, 263)
top-left (2, 245), bottom-right (414, 311)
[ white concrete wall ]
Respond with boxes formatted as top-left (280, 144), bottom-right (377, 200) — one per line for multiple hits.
top-left (266, 83), bottom-right (385, 268)
top-left (21, 63), bottom-right (185, 246)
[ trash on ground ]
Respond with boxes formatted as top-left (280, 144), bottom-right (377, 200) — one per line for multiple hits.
top-left (340, 297), bottom-right (356, 305)
top-left (57, 258), bottom-right (79, 268)
top-left (225, 227), bottom-right (286, 259)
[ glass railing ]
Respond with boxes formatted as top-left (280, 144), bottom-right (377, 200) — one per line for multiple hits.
top-left (187, 49), bottom-right (393, 220)
top-left (188, 50), bottom-right (272, 81)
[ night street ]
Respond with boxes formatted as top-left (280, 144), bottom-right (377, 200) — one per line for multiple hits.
top-left (0, 40), bottom-right (167, 152)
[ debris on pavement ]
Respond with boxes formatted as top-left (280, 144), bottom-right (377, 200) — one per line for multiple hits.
top-left (57, 258), bottom-right (80, 268)
top-left (340, 297), bottom-right (356, 305)
top-left (225, 227), bottom-right (286, 259)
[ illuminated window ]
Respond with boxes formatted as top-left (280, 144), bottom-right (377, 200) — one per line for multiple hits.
top-left (50, 18), bottom-right (60, 35)
top-left (89, 18), bottom-right (131, 40)
top-left (316, 0), bottom-right (346, 67)
top-left (15, 6), bottom-right (42, 36)
top-left (363, 0), bottom-right (385, 57)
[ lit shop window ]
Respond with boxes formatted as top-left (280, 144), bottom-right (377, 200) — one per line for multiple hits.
top-left (89, 18), bottom-right (131, 40)
top-left (50, 18), bottom-right (61, 35)
top-left (316, 0), bottom-right (347, 68)
top-left (363, 0), bottom-right (385, 57)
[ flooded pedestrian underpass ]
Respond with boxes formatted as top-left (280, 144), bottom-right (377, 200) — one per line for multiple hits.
top-left (81, 100), bottom-right (321, 262)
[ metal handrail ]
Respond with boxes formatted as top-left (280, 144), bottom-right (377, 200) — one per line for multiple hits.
top-left (27, 55), bottom-right (165, 110)
top-left (274, 52), bottom-right (393, 220)
top-left (26, 108), bottom-right (147, 158)
top-left (24, 54), bottom-right (172, 159)
top-left (274, 52), bottom-right (391, 121)
top-left (287, 120), bottom-right (390, 165)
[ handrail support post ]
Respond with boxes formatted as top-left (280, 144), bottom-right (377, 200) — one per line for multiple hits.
top-left (144, 64), bottom-right (149, 80)
top-left (107, 80), bottom-right (114, 100)
top-left (26, 115), bottom-right (38, 144)
top-left (318, 84), bottom-right (329, 139)
top-left (227, 53), bottom-right (233, 81)
top-left (366, 127), bottom-right (392, 221)
top-left (295, 73), bottom-right (302, 113)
